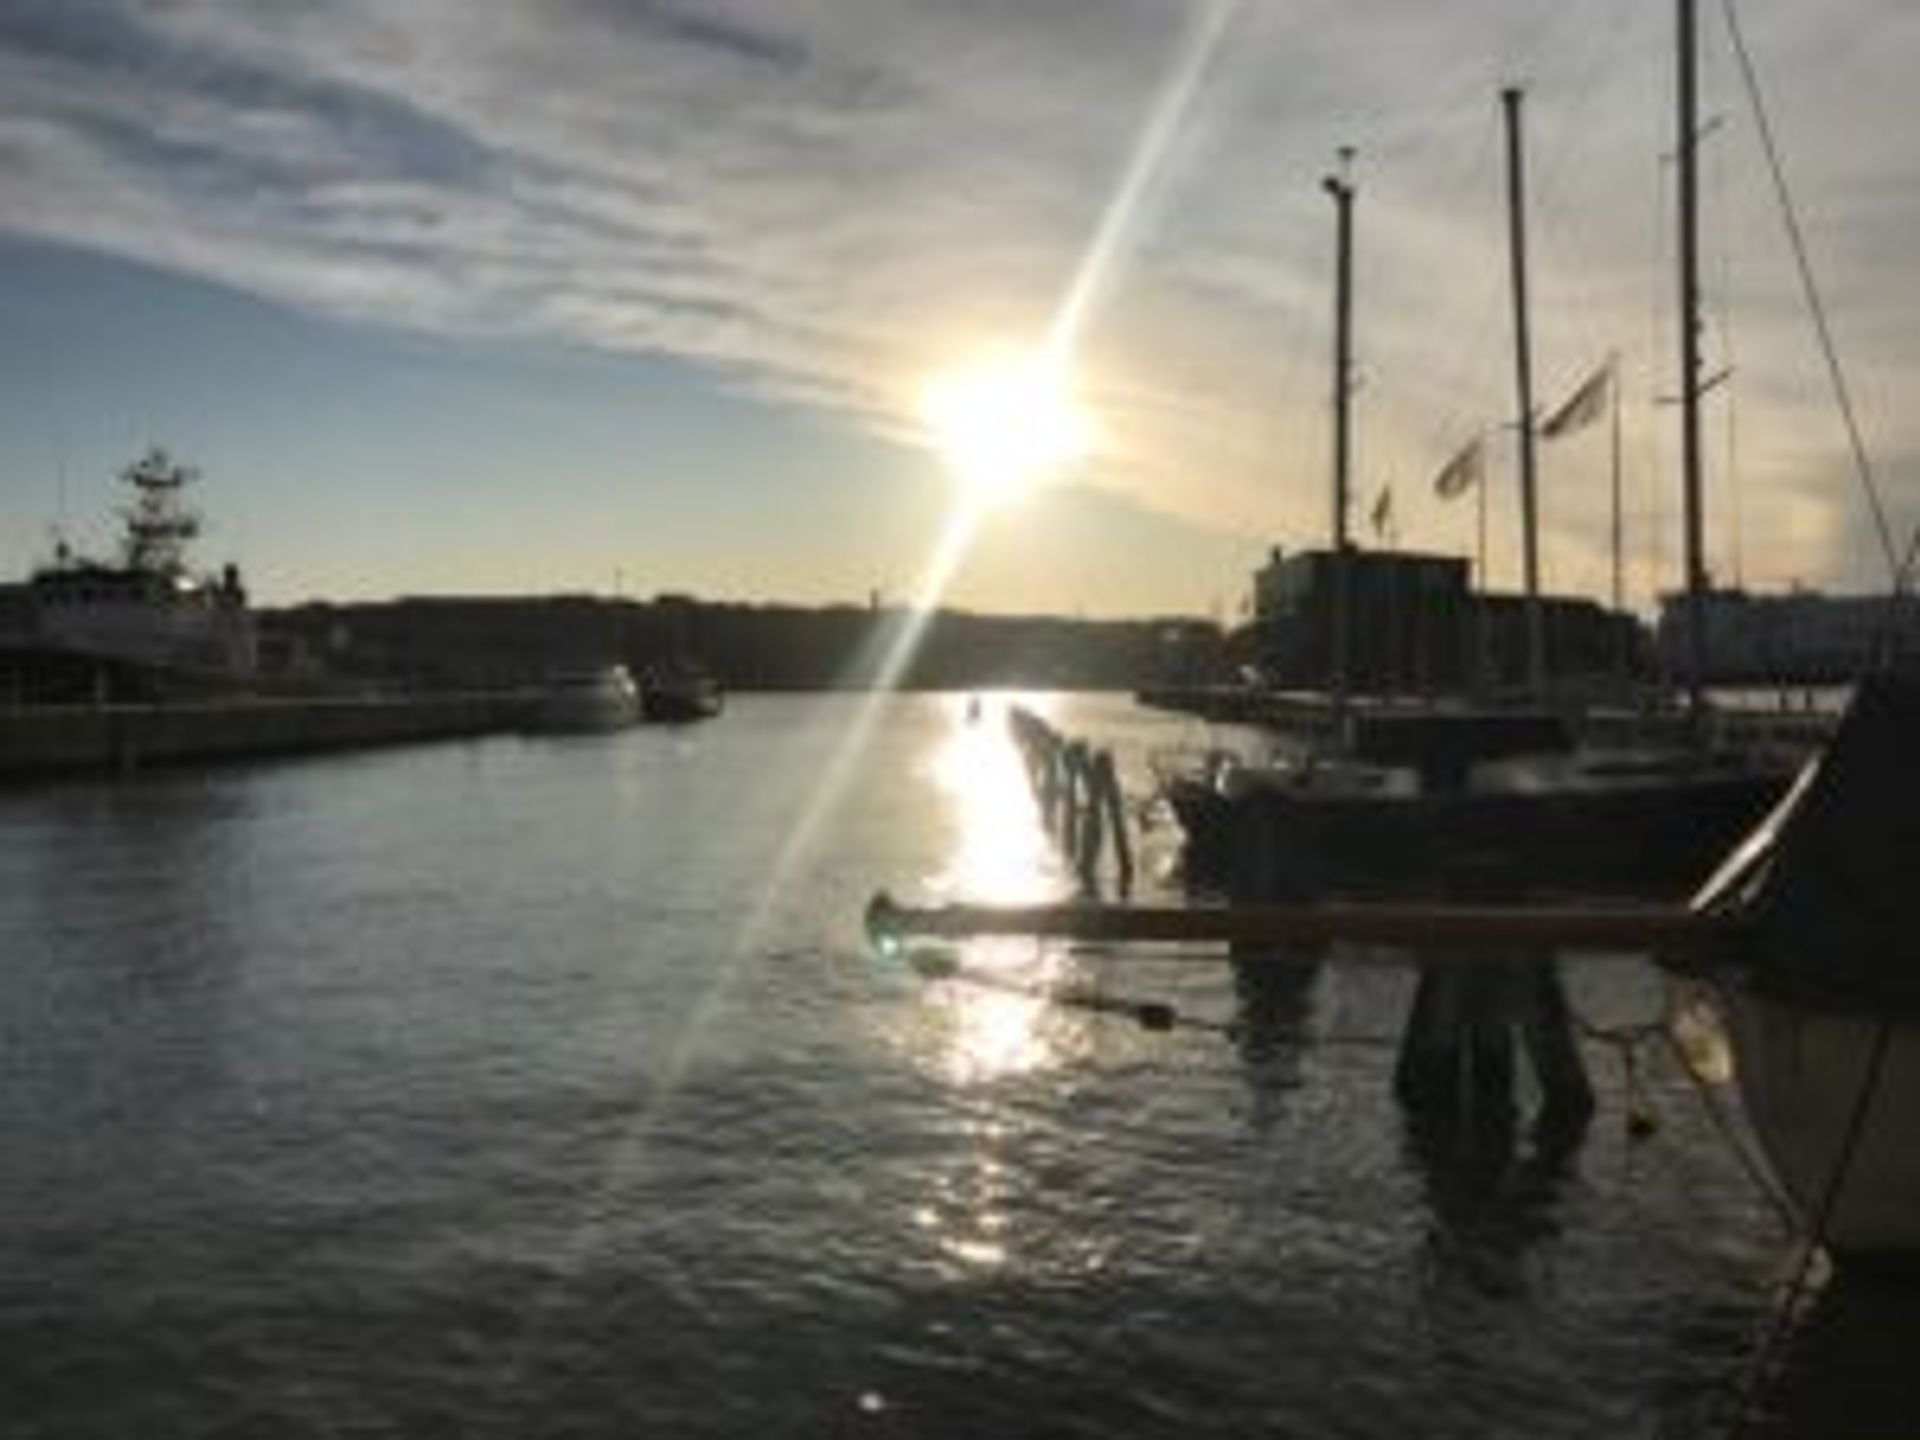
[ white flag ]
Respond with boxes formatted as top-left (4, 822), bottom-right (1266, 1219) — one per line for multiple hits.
top-left (1431, 436), bottom-right (1483, 500)
top-left (1540, 361), bottom-right (1612, 440)
top-left (1369, 485), bottom-right (1393, 539)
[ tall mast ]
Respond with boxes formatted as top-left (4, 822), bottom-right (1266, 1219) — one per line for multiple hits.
top-left (1609, 354), bottom-right (1624, 615)
top-left (1502, 86), bottom-right (1545, 698)
top-left (1325, 152), bottom-right (1356, 725)
top-left (1676, 0), bottom-right (1709, 721)
top-left (1611, 353), bottom-right (1629, 682)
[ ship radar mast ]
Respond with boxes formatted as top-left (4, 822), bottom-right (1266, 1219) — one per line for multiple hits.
top-left (119, 447), bottom-right (202, 576)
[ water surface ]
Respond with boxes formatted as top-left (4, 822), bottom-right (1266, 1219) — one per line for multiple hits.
top-left (1, 694), bottom-right (1907, 1437)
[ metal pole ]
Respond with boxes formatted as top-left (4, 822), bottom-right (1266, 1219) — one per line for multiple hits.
top-left (1677, 0), bottom-right (1709, 724)
top-left (1325, 155), bottom-right (1356, 727)
top-left (1503, 87), bottom-right (1546, 699)
top-left (1478, 471), bottom-right (1492, 689)
top-left (1611, 353), bottom-right (1629, 684)
top-left (1610, 355), bottom-right (1624, 616)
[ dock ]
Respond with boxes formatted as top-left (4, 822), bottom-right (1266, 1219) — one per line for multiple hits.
top-left (0, 692), bottom-right (532, 778)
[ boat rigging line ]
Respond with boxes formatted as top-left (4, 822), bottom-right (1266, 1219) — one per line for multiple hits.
top-left (1726, 1014), bottom-right (1897, 1438)
top-left (1718, 0), bottom-right (1900, 592)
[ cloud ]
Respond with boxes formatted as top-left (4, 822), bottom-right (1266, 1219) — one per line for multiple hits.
top-left (0, 0), bottom-right (1915, 602)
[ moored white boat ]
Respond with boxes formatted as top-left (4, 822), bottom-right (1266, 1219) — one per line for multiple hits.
top-left (640, 663), bottom-right (722, 724)
top-left (0, 449), bottom-right (256, 701)
top-left (531, 664), bottom-right (641, 733)
top-left (1724, 985), bottom-right (1920, 1264)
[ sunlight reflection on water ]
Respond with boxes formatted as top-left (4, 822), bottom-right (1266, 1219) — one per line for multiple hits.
top-left (0, 694), bottom-right (1821, 1439)
top-left (903, 696), bottom-right (1093, 1272)
top-left (914, 694), bottom-right (1080, 1089)
top-left (925, 692), bottom-right (1060, 905)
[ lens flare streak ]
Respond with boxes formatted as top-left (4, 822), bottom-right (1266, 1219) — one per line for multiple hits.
top-left (523, 0), bottom-right (1243, 1351)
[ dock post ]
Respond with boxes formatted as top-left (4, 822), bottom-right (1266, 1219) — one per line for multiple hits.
top-left (1059, 739), bottom-right (1087, 851)
top-left (1075, 761), bottom-right (1104, 895)
top-left (1019, 712), bottom-right (1063, 833)
top-left (1093, 749), bottom-right (1134, 899)
top-left (1004, 714), bottom-right (1138, 900)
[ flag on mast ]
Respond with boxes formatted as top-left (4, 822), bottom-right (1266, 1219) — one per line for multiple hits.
top-left (1431, 436), bottom-right (1483, 500)
top-left (1540, 360), bottom-right (1612, 440)
top-left (1369, 484), bottom-right (1393, 540)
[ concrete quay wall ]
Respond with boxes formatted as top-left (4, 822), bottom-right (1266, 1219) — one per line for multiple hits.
top-left (0, 693), bottom-right (531, 778)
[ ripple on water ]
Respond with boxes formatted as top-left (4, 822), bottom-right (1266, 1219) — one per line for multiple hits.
top-left (0, 698), bottom-right (1845, 1439)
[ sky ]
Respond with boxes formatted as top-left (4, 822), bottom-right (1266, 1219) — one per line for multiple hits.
top-left (0, 0), bottom-right (1915, 618)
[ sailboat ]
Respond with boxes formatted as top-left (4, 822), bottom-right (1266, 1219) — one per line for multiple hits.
top-left (883, 0), bottom-right (1920, 1267)
top-left (874, 668), bottom-right (1920, 1265)
top-left (1162, 81), bottom-right (1792, 904)
top-left (1659, 0), bottom-right (1919, 1267)
top-left (1032, 0), bottom-right (1920, 1264)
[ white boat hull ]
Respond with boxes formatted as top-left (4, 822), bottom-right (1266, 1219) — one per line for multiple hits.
top-left (1726, 979), bottom-right (1920, 1266)
top-left (531, 667), bottom-right (640, 734)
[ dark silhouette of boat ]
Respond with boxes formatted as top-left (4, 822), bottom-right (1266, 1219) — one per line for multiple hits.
top-left (640, 663), bottom-right (722, 723)
top-left (1159, 66), bottom-right (1799, 903)
top-left (873, 672), bottom-right (1920, 1267)
top-left (1164, 714), bottom-right (1787, 900)
top-left (530, 664), bottom-right (641, 733)
top-left (0, 449), bottom-right (255, 702)
top-left (877, 0), bottom-right (1919, 1275)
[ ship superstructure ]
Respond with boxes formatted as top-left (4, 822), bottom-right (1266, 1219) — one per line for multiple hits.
top-left (0, 449), bottom-right (256, 701)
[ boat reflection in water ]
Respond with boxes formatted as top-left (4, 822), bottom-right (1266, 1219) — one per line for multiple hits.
top-left (1226, 940), bottom-right (1322, 1127)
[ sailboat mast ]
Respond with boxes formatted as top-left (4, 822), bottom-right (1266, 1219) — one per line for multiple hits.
top-left (1610, 354), bottom-right (1624, 616)
top-left (1502, 86), bottom-right (1545, 698)
top-left (1611, 354), bottom-right (1630, 681)
top-left (1676, 0), bottom-right (1709, 720)
top-left (1325, 155), bottom-right (1356, 724)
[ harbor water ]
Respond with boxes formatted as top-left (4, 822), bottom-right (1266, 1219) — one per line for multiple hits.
top-left (1, 693), bottom-right (1913, 1438)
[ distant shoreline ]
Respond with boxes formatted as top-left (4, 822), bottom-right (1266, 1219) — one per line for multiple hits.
top-left (258, 593), bottom-right (1227, 695)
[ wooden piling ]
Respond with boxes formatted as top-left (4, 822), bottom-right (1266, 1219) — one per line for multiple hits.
top-left (1092, 750), bottom-right (1134, 899)
top-left (1059, 738), bottom-right (1086, 853)
top-left (865, 892), bottom-right (1725, 957)
top-left (1075, 770), bottom-right (1103, 894)
top-left (1006, 708), bottom-right (1137, 900)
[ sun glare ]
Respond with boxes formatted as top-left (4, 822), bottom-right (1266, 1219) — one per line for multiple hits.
top-left (917, 351), bottom-right (1092, 509)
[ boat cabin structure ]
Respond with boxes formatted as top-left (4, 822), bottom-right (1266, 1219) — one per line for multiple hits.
top-left (1243, 545), bottom-right (1643, 697)
top-left (0, 449), bottom-right (256, 703)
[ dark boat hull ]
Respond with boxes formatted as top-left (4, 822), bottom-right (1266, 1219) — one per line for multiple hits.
top-left (1171, 765), bottom-right (1790, 900)
top-left (1690, 676), bottom-right (1920, 1265)
top-left (640, 680), bottom-right (722, 724)
top-left (0, 640), bottom-right (252, 704)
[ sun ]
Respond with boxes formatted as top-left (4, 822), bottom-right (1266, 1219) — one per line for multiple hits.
top-left (917, 349), bottom-right (1092, 509)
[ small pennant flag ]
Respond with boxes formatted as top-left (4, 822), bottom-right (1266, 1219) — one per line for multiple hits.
top-left (1431, 436), bottom-right (1484, 500)
top-left (1541, 361), bottom-right (1612, 440)
top-left (1369, 484), bottom-right (1393, 539)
